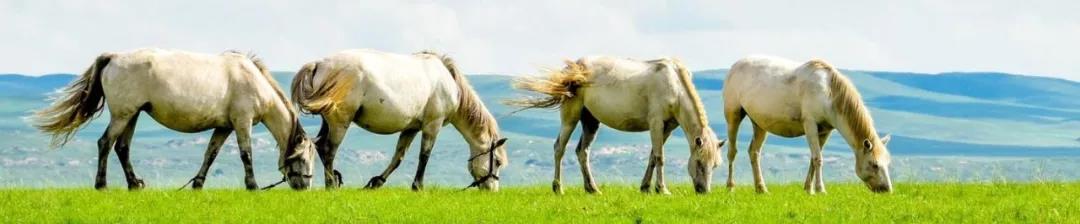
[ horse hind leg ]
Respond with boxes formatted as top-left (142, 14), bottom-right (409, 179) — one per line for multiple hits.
top-left (748, 122), bottom-right (769, 194)
top-left (317, 118), bottom-right (348, 189)
top-left (114, 113), bottom-right (144, 190)
top-left (576, 108), bottom-right (601, 194)
top-left (94, 111), bottom-right (137, 190)
top-left (552, 100), bottom-right (582, 195)
top-left (724, 108), bottom-right (746, 191)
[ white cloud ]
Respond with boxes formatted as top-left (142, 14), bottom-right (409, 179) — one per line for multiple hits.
top-left (0, 0), bottom-right (1077, 81)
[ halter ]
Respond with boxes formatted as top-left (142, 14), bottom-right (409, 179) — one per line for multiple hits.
top-left (461, 141), bottom-right (500, 190)
top-left (259, 157), bottom-right (315, 190)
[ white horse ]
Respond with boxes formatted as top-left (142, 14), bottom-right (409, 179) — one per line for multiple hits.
top-left (290, 49), bottom-right (508, 191)
top-left (32, 48), bottom-right (316, 190)
top-left (723, 55), bottom-right (893, 194)
top-left (510, 57), bottom-right (725, 194)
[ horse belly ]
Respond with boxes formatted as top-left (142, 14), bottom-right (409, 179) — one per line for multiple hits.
top-left (748, 112), bottom-right (805, 138)
top-left (145, 107), bottom-right (227, 133)
top-left (582, 89), bottom-right (651, 132)
top-left (354, 103), bottom-right (421, 134)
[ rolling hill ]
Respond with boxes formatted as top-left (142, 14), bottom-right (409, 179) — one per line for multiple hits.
top-left (0, 69), bottom-right (1077, 188)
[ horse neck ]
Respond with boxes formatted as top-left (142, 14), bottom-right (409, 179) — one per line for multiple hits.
top-left (261, 100), bottom-right (297, 152)
top-left (674, 97), bottom-right (707, 143)
top-left (449, 92), bottom-right (496, 148)
top-left (831, 109), bottom-right (877, 152)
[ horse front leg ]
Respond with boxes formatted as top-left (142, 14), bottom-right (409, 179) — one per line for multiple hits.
top-left (411, 121), bottom-right (442, 191)
top-left (191, 128), bottom-right (232, 189)
top-left (365, 129), bottom-right (419, 189)
top-left (814, 131), bottom-right (832, 193)
top-left (647, 120), bottom-right (675, 195)
top-left (802, 121), bottom-right (824, 194)
top-left (233, 120), bottom-right (258, 190)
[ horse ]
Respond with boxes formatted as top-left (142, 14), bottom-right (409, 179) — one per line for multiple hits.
top-left (722, 55), bottom-right (893, 194)
top-left (31, 48), bottom-right (316, 190)
top-left (290, 49), bottom-right (508, 191)
top-left (509, 56), bottom-right (725, 194)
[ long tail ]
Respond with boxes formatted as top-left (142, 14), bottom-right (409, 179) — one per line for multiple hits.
top-left (290, 61), bottom-right (355, 114)
top-left (504, 60), bottom-right (589, 109)
top-left (31, 54), bottom-right (114, 148)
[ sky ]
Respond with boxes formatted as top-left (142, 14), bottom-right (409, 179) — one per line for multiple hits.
top-left (2, 0), bottom-right (1078, 81)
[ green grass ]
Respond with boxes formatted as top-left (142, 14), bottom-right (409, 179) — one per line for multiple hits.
top-left (1, 183), bottom-right (1077, 223)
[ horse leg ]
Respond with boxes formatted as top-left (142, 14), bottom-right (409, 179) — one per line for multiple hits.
top-left (725, 108), bottom-right (745, 191)
top-left (748, 122), bottom-right (769, 194)
top-left (114, 114), bottom-right (144, 190)
top-left (576, 108), bottom-right (601, 194)
top-left (365, 129), bottom-right (419, 189)
top-left (801, 121), bottom-right (823, 194)
top-left (317, 118), bottom-right (348, 188)
top-left (191, 128), bottom-right (232, 189)
top-left (94, 113), bottom-right (135, 190)
top-left (649, 120), bottom-right (676, 195)
top-left (412, 121), bottom-right (442, 191)
top-left (233, 119), bottom-right (258, 190)
top-left (815, 131), bottom-right (832, 193)
top-left (553, 101), bottom-right (582, 194)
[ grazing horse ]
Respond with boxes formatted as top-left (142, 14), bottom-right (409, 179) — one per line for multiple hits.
top-left (290, 49), bottom-right (508, 191)
top-left (723, 55), bottom-right (893, 194)
top-left (509, 56), bottom-right (725, 194)
top-left (31, 48), bottom-right (316, 190)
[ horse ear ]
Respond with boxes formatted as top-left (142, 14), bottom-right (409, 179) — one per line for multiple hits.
top-left (881, 134), bottom-right (892, 145)
top-left (493, 138), bottom-right (508, 148)
top-left (717, 139), bottom-right (727, 148)
top-left (695, 137), bottom-right (704, 148)
top-left (862, 139), bottom-right (873, 153)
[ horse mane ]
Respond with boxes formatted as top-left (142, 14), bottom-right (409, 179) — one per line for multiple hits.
top-left (807, 59), bottom-right (880, 156)
top-left (225, 50), bottom-right (307, 155)
top-left (669, 58), bottom-right (709, 128)
top-left (417, 51), bottom-right (500, 138)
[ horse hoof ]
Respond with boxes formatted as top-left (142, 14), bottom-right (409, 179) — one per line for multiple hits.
top-left (94, 182), bottom-right (107, 191)
top-left (639, 185), bottom-right (651, 193)
top-left (655, 188), bottom-right (672, 195)
top-left (585, 187), bottom-right (602, 195)
top-left (128, 179), bottom-right (145, 190)
top-left (364, 176), bottom-right (385, 189)
top-left (411, 183), bottom-right (423, 191)
top-left (551, 182), bottom-right (564, 195)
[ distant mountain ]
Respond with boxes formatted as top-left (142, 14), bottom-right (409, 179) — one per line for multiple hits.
top-left (2, 69), bottom-right (1078, 187)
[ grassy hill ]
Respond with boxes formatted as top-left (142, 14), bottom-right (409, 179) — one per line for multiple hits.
top-left (0, 69), bottom-right (1078, 189)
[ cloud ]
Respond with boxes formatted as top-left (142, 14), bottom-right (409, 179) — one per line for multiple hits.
top-left (0, 0), bottom-right (1077, 81)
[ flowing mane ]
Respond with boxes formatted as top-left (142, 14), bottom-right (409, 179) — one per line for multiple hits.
top-left (417, 51), bottom-right (500, 137)
top-left (808, 60), bottom-right (880, 155)
top-left (670, 58), bottom-right (709, 127)
top-left (226, 51), bottom-right (306, 155)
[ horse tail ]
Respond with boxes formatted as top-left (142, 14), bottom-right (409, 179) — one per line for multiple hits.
top-left (505, 59), bottom-right (590, 109)
top-left (290, 61), bottom-right (355, 114)
top-left (31, 53), bottom-right (114, 148)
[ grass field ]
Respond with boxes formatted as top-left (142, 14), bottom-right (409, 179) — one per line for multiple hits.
top-left (1, 183), bottom-right (1076, 223)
